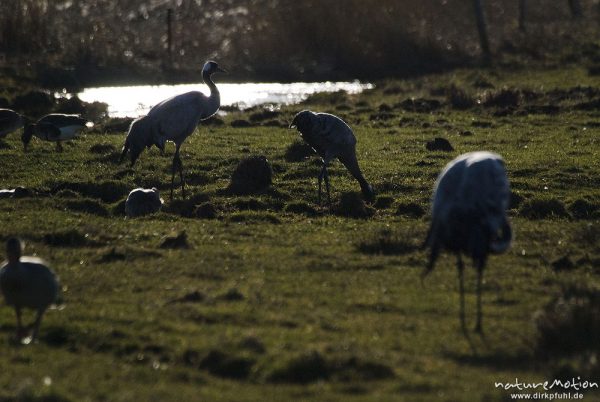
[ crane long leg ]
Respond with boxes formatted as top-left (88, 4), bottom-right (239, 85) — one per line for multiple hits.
top-left (14, 307), bottom-right (23, 340)
top-left (323, 165), bottom-right (331, 206)
top-left (170, 153), bottom-right (178, 200)
top-left (317, 165), bottom-right (326, 205)
top-left (31, 308), bottom-right (46, 342)
top-left (475, 261), bottom-right (484, 334)
top-left (457, 254), bottom-right (467, 336)
top-left (176, 150), bottom-right (186, 198)
top-left (56, 141), bottom-right (63, 152)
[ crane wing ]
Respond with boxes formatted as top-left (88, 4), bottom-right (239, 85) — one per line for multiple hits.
top-left (146, 92), bottom-right (209, 141)
top-left (316, 114), bottom-right (356, 145)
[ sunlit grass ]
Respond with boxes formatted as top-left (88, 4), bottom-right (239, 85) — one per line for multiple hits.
top-left (0, 66), bottom-right (599, 401)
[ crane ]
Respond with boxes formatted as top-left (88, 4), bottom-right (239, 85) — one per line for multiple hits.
top-left (422, 151), bottom-right (512, 335)
top-left (119, 60), bottom-right (226, 199)
top-left (289, 110), bottom-right (374, 205)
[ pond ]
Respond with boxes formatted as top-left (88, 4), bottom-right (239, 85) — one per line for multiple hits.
top-left (77, 81), bottom-right (374, 118)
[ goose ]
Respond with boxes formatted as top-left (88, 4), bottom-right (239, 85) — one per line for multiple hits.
top-left (125, 187), bottom-right (164, 217)
top-left (422, 151), bottom-right (512, 335)
top-left (120, 60), bottom-right (226, 199)
top-left (289, 110), bottom-right (374, 205)
top-left (22, 113), bottom-right (89, 151)
top-left (0, 108), bottom-right (25, 139)
top-left (0, 238), bottom-right (60, 344)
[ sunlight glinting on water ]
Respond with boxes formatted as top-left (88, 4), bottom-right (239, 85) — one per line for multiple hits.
top-left (77, 81), bottom-right (373, 118)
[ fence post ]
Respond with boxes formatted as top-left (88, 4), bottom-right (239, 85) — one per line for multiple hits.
top-left (473, 0), bottom-right (491, 65)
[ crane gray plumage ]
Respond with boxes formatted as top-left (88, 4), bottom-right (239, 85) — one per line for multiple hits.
top-left (22, 113), bottom-right (89, 152)
top-left (422, 151), bottom-right (512, 335)
top-left (125, 187), bottom-right (164, 217)
top-left (0, 238), bottom-right (59, 343)
top-left (120, 60), bottom-right (225, 199)
top-left (0, 109), bottom-right (25, 139)
top-left (289, 110), bottom-right (374, 205)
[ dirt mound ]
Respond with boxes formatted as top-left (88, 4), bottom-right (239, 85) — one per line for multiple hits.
top-left (519, 198), bottom-right (570, 219)
top-left (249, 109), bottom-right (281, 122)
top-left (229, 211), bottom-right (281, 224)
top-left (446, 85), bottom-right (475, 109)
top-left (397, 98), bottom-right (442, 113)
top-left (103, 117), bottom-right (134, 133)
top-left (535, 285), bottom-right (600, 359)
top-left (195, 202), bottom-right (219, 219)
top-left (50, 181), bottom-right (129, 203)
top-left (266, 351), bottom-right (394, 384)
top-left (89, 143), bottom-right (116, 154)
top-left (284, 140), bottom-right (314, 162)
top-left (160, 231), bottom-right (190, 249)
top-left (334, 192), bottom-right (375, 219)
top-left (482, 88), bottom-right (522, 108)
top-left (231, 119), bottom-right (252, 128)
top-left (284, 202), bottom-right (318, 216)
top-left (395, 202), bottom-right (425, 218)
top-left (164, 192), bottom-right (210, 218)
top-left (228, 156), bottom-right (273, 195)
top-left (64, 198), bottom-right (109, 217)
top-left (356, 229), bottom-right (419, 255)
top-left (425, 137), bottom-right (453, 152)
top-left (568, 199), bottom-right (598, 219)
top-left (182, 349), bottom-right (255, 380)
top-left (43, 229), bottom-right (95, 247)
top-left (373, 196), bottom-right (395, 210)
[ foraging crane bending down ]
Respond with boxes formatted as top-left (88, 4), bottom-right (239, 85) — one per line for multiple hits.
top-left (120, 61), bottom-right (226, 199)
top-left (422, 151), bottom-right (512, 335)
top-left (22, 114), bottom-right (90, 152)
top-left (0, 109), bottom-right (25, 139)
top-left (0, 238), bottom-right (59, 344)
top-left (289, 110), bottom-right (375, 205)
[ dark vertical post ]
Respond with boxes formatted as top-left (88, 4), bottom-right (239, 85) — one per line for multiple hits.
top-left (518, 0), bottom-right (527, 32)
top-left (473, 0), bottom-right (491, 65)
top-left (568, 0), bottom-right (583, 19)
top-left (167, 8), bottom-right (173, 68)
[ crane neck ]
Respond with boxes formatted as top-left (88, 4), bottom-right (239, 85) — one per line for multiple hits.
top-left (202, 71), bottom-right (221, 118)
top-left (203, 71), bottom-right (220, 100)
top-left (7, 255), bottom-right (20, 265)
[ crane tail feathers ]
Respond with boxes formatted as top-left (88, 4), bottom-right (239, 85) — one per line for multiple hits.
top-left (490, 217), bottom-right (512, 254)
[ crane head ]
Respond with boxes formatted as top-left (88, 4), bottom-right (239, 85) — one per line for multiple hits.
top-left (6, 237), bottom-right (23, 264)
top-left (119, 140), bottom-right (143, 167)
top-left (289, 110), bottom-right (313, 133)
top-left (203, 61), bottom-right (227, 75)
top-left (21, 124), bottom-right (35, 151)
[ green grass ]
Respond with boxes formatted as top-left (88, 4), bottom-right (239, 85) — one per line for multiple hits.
top-left (0, 65), bottom-right (599, 401)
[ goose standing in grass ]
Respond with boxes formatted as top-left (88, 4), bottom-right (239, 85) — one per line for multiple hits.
top-left (0, 238), bottom-right (59, 344)
top-left (120, 60), bottom-right (226, 199)
top-left (22, 113), bottom-right (90, 152)
top-left (289, 110), bottom-right (374, 205)
top-left (0, 109), bottom-right (25, 139)
top-left (125, 187), bottom-right (164, 217)
top-left (422, 151), bottom-right (512, 335)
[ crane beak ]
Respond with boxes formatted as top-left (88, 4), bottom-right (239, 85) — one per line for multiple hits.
top-left (217, 67), bottom-right (227, 73)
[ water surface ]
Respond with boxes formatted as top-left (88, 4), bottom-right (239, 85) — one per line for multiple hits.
top-left (78, 81), bottom-right (373, 118)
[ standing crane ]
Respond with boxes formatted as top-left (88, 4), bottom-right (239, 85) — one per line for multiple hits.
top-left (0, 238), bottom-right (60, 344)
top-left (289, 110), bottom-right (375, 205)
top-left (422, 151), bottom-right (512, 335)
top-left (119, 61), bottom-right (226, 199)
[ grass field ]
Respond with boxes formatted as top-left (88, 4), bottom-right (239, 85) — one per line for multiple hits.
top-left (0, 65), bottom-right (599, 401)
